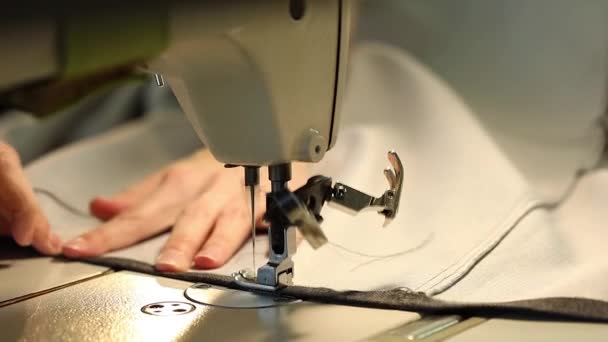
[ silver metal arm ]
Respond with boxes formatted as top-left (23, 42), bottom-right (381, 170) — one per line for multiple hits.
top-left (329, 150), bottom-right (403, 226)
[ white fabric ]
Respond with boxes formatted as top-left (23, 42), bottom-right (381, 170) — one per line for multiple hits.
top-left (358, 0), bottom-right (608, 200)
top-left (294, 43), bottom-right (605, 297)
top-left (296, 43), bottom-right (533, 292)
top-left (437, 168), bottom-right (608, 302)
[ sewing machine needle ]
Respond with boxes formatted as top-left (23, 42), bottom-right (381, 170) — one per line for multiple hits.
top-left (249, 185), bottom-right (256, 276)
top-left (243, 166), bottom-right (260, 277)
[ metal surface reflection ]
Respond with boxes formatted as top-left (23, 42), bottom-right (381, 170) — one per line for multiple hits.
top-left (184, 283), bottom-right (299, 309)
top-left (0, 271), bottom-right (416, 341)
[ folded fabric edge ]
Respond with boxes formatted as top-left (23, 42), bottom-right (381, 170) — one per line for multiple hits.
top-left (79, 256), bottom-right (608, 323)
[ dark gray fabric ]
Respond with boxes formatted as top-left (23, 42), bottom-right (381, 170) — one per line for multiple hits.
top-left (83, 256), bottom-right (608, 323)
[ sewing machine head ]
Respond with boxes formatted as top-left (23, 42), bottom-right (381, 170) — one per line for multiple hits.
top-left (151, 0), bottom-right (351, 167)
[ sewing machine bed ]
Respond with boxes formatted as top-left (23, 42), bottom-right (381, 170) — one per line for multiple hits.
top-left (2, 255), bottom-right (608, 341)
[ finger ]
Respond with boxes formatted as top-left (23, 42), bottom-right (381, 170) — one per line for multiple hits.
top-left (90, 155), bottom-right (220, 221)
top-left (68, 151), bottom-right (225, 257)
top-left (63, 205), bottom-right (183, 258)
top-left (89, 170), bottom-right (164, 220)
top-left (63, 179), bottom-right (190, 257)
top-left (289, 162), bottom-right (311, 190)
top-left (12, 207), bottom-right (62, 255)
top-left (0, 214), bottom-right (11, 236)
top-left (0, 143), bottom-right (45, 246)
top-left (30, 218), bottom-right (62, 255)
top-left (193, 205), bottom-right (252, 269)
top-left (155, 172), bottom-right (243, 272)
top-left (155, 195), bottom-right (225, 272)
top-left (295, 229), bottom-right (304, 245)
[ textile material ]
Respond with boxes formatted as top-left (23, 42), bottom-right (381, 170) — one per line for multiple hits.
top-left (0, 78), bottom-right (180, 165)
top-left (358, 0), bottom-right (608, 200)
top-left (293, 42), bottom-right (605, 295)
top-left (2, 83), bottom-right (143, 164)
top-left (290, 1), bottom-right (608, 294)
top-left (83, 256), bottom-right (608, 323)
top-left (437, 168), bottom-right (608, 302)
top-left (24, 41), bottom-right (608, 303)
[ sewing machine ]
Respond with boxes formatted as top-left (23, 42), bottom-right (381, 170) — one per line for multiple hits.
top-left (2, 0), bottom-right (403, 291)
top-left (1, 1), bottom-right (607, 340)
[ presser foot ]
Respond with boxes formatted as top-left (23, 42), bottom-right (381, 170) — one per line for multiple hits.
top-left (232, 269), bottom-right (287, 292)
top-left (186, 280), bottom-right (298, 308)
top-left (235, 223), bottom-right (297, 291)
top-left (233, 261), bottom-right (294, 292)
top-left (236, 150), bottom-right (404, 292)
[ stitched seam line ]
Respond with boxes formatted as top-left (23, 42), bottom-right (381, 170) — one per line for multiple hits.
top-left (424, 199), bottom-right (538, 294)
top-left (414, 192), bottom-right (534, 292)
top-left (417, 168), bottom-right (588, 295)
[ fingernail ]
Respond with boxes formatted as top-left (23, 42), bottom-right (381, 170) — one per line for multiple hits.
top-left (156, 249), bottom-right (188, 272)
top-left (194, 245), bottom-right (222, 269)
top-left (13, 228), bottom-right (34, 247)
top-left (96, 196), bottom-right (127, 207)
top-left (14, 234), bottom-right (32, 247)
top-left (63, 237), bottom-right (88, 256)
top-left (48, 233), bottom-right (62, 254)
top-left (89, 197), bottom-right (123, 220)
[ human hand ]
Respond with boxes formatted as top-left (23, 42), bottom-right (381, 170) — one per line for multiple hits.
top-left (62, 149), bottom-right (309, 272)
top-left (0, 143), bottom-right (62, 254)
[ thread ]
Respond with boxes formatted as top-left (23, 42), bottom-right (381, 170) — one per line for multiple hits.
top-left (33, 187), bottom-right (92, 218)
top-left (327, 233), bottom-right (434, 271)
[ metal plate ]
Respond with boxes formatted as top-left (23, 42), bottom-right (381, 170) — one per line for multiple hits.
top-left (184, 283), bottom-right (299, 309)
top-left (446, 319), bottom-right (608, 342)
top-left (2, 269), bottom-right (606, 341)
top-left (0, 271), bottom-right (418, 341)
top-left (142, 301), bottom-right (196, 316)
top-left (0, 239), bottom-right (109, 304)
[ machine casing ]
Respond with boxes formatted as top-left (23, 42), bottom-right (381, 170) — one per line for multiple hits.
top-left (151, 0), bottom-right (352, 166)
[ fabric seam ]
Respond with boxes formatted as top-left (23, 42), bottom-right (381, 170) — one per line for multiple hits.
top-left (414, 193), bottom-right (535, 293)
